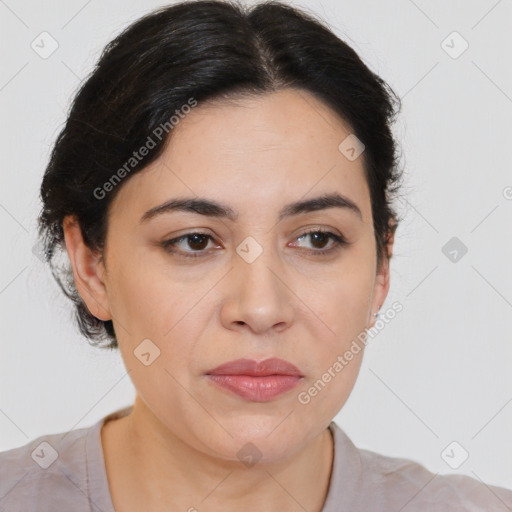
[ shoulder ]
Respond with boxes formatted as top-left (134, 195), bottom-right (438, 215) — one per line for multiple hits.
top-left (358, 447), bottom-right (512, 510)
top-left (327, 422), bottom-right (512, 511)
top-left (0, 421), bottom-right (95, 511)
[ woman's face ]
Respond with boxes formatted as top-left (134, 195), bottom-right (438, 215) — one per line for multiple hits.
top-left (67, 88), bottom-right (391, 463)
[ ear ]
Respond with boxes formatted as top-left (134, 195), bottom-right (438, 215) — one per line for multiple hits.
top-left (62, 215), bottom-right (111, 321)
top-left (368, 219), bottom-right (397, 328)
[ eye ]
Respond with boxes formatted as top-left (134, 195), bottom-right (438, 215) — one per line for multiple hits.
top-left (160, 228), bottom-right (348, 259)
top-left (291, 228), bottom-right (348, 256)
top-left (161, 232), bottom-right (219, 259)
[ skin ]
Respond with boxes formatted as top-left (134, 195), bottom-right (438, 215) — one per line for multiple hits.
top-left (63, 88), bottom-right (394, 511)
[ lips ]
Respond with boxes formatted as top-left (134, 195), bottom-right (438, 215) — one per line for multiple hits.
top-left (207, 357), bottom-right (303, 377)
top-left (206, 358), bottom-right (303, 402)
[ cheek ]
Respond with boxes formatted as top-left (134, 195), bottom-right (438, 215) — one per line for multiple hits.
top-left (107, 256), bottom-right (208, 377)
top-left (107, 268), bottom-right (166, 339)
top-left (108, 265), bottom-right (199, 412)
top-left (300, 250), bottom-right (375, 398)
top-left (297, 274), bottom-right (371, 421)
top-left (106, 245), bottom-right (182, 335)
top-left (312, 255), bottom-right (375, 341)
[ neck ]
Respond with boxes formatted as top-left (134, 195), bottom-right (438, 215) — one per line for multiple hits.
top-left (103, 396), bottom-right (334, 511)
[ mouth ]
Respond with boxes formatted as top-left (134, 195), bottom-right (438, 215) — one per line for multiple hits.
top-left (205, 357), bottom-right (304, 402)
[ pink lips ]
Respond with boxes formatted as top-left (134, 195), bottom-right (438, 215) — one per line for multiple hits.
top-left (206, 358), bottom-right (303, 402)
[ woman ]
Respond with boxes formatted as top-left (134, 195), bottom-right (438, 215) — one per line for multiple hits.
top-left (1, 0), bottom-right (510, 510)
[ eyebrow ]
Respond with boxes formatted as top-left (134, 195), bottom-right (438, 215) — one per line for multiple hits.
top-left (140, 192), bottom-right (363, 224)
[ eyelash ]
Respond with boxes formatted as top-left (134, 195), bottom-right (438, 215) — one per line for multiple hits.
top-left (160, 228), bottom-right (348, 259)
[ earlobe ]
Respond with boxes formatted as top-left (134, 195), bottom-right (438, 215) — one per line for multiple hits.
top-left (368, 221), bottom-right (396, 327)
top-left (62, 215), bottom-right (112, 321)
top-left (368, 264), bottom-right (390, 329)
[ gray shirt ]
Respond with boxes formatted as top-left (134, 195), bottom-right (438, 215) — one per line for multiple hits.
top-left (1, 405), bottom-right (511, 511)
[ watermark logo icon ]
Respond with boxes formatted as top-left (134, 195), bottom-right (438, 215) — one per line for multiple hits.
top-left (441, 31), bottom-right (469, 60)
top-left (32, 240), bottom-right (46, 262)
top-left (442, 237), bottom-right (468, 263)
top-left (31, 441), bottom-right (58, 469)
top-left (236, 236), bottom-right (263, 264)
top-left (134, 338), bottom-right (161, 366)
top-left (237, 442), bottom-right (262, 468)
top-left (338, 134), bottom-right (365, 161)
top-left (31, 32), bottom-right (59, 59)
top-left (441, 441), bottom-right (469, 469)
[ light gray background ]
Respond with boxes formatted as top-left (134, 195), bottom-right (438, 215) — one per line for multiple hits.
top-left (1, 0), bottom-right (511, 490)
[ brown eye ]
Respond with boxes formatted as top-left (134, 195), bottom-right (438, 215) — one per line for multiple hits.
top-left (308, 231), bottom-right (330, 249)
top-left (185, 234), bottom-right (210, 251)
top-left (161, 228), bottom-right (348, 260)
top-left (161, 232), bottom-right (217, 258)
top-left (293, 229), bottom-right (348, 256)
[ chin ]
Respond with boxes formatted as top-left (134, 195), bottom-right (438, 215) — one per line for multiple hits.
top-left (203, 414), bottom-right (315, 464)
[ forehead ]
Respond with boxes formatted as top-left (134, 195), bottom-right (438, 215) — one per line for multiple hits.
top-left (110, 88), bottom-right (371, 223)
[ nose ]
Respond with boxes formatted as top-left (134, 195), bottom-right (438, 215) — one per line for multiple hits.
top-left (220, 244), bottom-right (295, 335)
